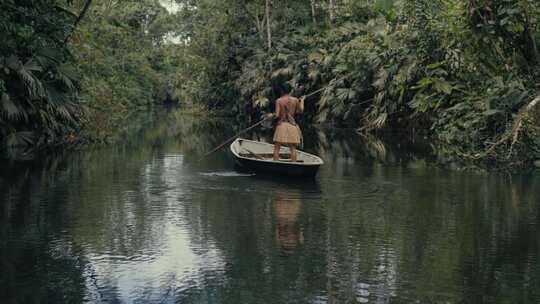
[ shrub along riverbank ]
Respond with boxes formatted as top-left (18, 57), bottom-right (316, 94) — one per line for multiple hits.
top-left (1, 0), bottom-right (539, 168)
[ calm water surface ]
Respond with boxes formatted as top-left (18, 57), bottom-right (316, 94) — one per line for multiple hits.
top-left (1, 112), bottom-right (539, 303)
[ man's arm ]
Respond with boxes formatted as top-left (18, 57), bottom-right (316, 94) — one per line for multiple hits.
top-left (298, 96), bottom-right (305, 113)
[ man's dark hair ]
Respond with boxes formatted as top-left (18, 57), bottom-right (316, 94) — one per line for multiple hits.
top-left (272, 82), bottom-right (291, 97)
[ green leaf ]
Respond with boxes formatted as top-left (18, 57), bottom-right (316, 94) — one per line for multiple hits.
top-left (38, 47), bottom-right (64, 63)
top-left (308, 52), bottom-right (324, 63)
top-left (308, 69), bottom-right (320, 81)
top-left (482, 109), bottom-right (502, 116)
top-left (271, 66), bottom-right (294, 79)
top-left (6, 131), bottom-right (34, 147)
top-left (23, 59), bottom-right (43, 72)
top-left (333, 64), bottom-right (349, 74)
top-left (427, 62), bottom-right (444, 70)
top-left (6, 55), bottom-right (20, 70)
top-left (336, 88), bottom-right (354, 101)
top-left (1, 93), bottom-right (20, 119)
top-left (433, 79), bottom-right (453, 95)
top-left (253, 97), bottom-right (269, 108)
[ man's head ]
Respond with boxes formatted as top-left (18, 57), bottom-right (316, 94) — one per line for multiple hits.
top-left (272, 82), bottom-right (291, 97)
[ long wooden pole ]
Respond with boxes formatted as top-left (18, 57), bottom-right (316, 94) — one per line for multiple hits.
top-left (200, 116), bottom-right (271, 159)
top-left (302, 75), bottom-right (346, 98)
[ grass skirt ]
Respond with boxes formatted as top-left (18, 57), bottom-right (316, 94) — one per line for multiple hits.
top-left (273, 122), bottom-right (302, 144)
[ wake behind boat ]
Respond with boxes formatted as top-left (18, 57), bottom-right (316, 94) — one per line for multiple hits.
top-left (230, 138), bottom-right (324, 178)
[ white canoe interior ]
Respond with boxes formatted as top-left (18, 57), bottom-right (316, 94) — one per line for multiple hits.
top-left (231, 138), bottom-right (324, 165)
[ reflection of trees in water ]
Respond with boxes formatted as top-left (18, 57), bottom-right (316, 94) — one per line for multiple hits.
top-left (172, 180), bottom-right (319, 303)
top-left (0, 113), bottom-right (233, 303)
top-left (101, 111), bottom-right (234, 160)
top-left (105, 118), bottom-right (540, 302)
top-left (458, 173), bottom-right (540, 302)
top-left (2, 114), bottom-right (540, 303)
top-left (171, 115), bottom-right (233, 156)
top-left (250, 125), bottom-right (435, 172)
top-left (179, 167), bottom-right (540, 302)
top-left (0, 156), bottom-right (87, 303)
top-left (169, 118), bottom-right (540, 302)
top-left (311, 127), bottom-right (436, 168)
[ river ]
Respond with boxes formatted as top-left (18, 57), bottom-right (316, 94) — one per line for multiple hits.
top-left (1, 112), bottom-right (539, 303)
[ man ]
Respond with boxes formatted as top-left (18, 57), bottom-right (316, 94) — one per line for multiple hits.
top-left (268, 83), bottom-right (305, 161)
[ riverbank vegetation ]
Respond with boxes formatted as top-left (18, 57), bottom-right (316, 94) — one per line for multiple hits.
top-left (173, 0), bottom-right (540, 167)
top-left (0, 0), bottom-right (181, 150)
top-left (1, 0), bottom-right (539, 167)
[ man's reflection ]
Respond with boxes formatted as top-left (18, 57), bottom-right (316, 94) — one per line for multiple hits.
top-left (273, 189), bottom-right (304, 255)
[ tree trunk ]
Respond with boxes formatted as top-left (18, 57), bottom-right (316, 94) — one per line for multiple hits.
top-left (529, 30), bottom-right (540, 65)
top-left (265, 0), bottom-right (272, 51)
top-left (255, 13), bottom-right (266, 43)
top-left (65, 0), bottom-right (93, 44)
top-left (521, 0), bottom-right (540, 64)
top-left (328, 0), bottom-right (335, 25)
top-left (525, 23), bottom-right (540, 65)
top-left (310, 0), bottom-right (317, 26)
top-left (255, 14), bottom-right (262, 41)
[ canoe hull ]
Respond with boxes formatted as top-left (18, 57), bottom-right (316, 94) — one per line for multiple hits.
top-left (234, 156), bottom-right (320, 178)
top-left (230, 138), bottom-right (323, 178)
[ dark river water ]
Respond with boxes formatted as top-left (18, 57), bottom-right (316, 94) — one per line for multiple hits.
top-left (1, 112), bottom-right (539, 303)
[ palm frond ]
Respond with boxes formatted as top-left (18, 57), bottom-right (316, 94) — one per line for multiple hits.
top-left (271, 66), bottom-right (294, 79)
top-left (17, 62), bottom-right (46, 98)
top-left (1, 93), bottom-right (28, 121)
top-left (6, 131), bottom-right (34, 147)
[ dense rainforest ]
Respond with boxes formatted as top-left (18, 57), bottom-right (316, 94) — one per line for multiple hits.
top-left (0, 0), bottom-right (181, 148)
top-left (1, 0), bottom-right (539, 167)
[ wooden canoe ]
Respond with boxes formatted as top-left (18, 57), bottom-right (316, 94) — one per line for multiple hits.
top-left (230, 138), bottom-right (324, 178)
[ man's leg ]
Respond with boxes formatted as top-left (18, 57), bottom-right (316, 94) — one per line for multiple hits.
top-left (289, 144), bottom-right (297, 162)
top-left (274, 143), bottom-right (281, 160)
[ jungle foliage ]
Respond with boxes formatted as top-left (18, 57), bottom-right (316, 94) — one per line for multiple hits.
top-left (173, 0), bottom-right (540, 166)
top-left (0, 0), bottom-right (181, 149)
top-left (74, 0), bottom-right (182, 140)
top-left (1, 0), bottom-right (539, 166)
top-left (0, 0), bottom-right (85, 148)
